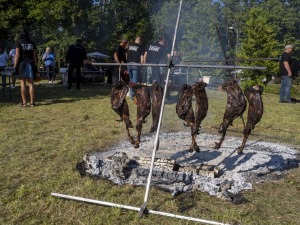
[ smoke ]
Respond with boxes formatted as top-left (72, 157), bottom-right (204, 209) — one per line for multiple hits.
top-left (150, 0), bottom-right (228, 79)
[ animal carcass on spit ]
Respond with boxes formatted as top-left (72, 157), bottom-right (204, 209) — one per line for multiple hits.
top-left (111, 80), bottom-right (135, 145)
top-left (176, 81), bottom-right (208, 152)
top-left (192, 81), bottom-right (208, 152)
top-left (132, 84), bottom-right (151, 148)
top-left (237, 85), bottom-right (264, 154)
top-left (150, 81), bottom-right (163, 133)
top-left (215, 80), bottom-right (247, 149)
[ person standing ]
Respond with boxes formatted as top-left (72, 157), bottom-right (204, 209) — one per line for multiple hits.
top-left (14, 28), bottom-right (38, 107)
top-left (0, 45), bottom-right (8, 86)
top-left (143, 36), bottom-right (168, 85)
top-left (66, 39), bottom-right (87, 89)
top-left (127, 36), bottom-right (144, 100)
top-left (9, 48), bottom-right (16, 88)
top-left (42, 47), bottom-right (55, 84)
top-left (112, 38), bottom-right (128, 85)
top-left (279, 44), bottom-right (294, 103)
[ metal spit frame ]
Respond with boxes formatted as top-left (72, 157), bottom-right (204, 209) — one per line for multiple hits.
top-left (51, 0), bottom-right (265, 224)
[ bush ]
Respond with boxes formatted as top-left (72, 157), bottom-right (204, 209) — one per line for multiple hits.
top-left (263, 84), bottom-right (300, 98)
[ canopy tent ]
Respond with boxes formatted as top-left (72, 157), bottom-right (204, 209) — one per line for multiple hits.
top-left (87, 52), bottom-right (110, 59)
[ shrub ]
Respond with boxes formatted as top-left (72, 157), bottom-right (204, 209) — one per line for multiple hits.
top-left (263, 84), bottom-right (300, 98)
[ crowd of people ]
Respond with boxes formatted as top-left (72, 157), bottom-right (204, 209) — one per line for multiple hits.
top-left (112, 35), bottom-right (176, 101)
top-left (0, 28), bottom-right (297, 106)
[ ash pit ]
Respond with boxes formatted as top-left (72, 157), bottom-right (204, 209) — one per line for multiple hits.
top-left (76, 132), bottom-right (300, 202)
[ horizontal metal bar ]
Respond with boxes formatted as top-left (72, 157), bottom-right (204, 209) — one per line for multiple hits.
top-left (183, 58), bottom-right (279, 62)
top-left (51, 193), bottom-right (231, 225)
top-left (92, 62), bottom-right (266, 70)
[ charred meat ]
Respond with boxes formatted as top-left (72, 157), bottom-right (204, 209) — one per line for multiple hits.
top-left (132, 84), bottom-right (151, 148)
top-left (176, 84), bottom-right (195, 152)
top-left (215, 80), bottom-right (247, 149)
top-left (191, 81), bottom-right (208, 152)
top-left (176, 84), bottom-right (194, 128)
top-left (237, 85), bottom-right (264, 154)
top-left (150, 81), bottom-right (164, 133)
top-left (111, 80), bottom-right (135, 144)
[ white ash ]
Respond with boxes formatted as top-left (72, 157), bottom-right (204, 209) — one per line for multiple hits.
top-left (77, 132), bottom-right (299, 201)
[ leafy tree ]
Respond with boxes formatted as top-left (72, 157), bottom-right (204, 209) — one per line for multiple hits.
top-left (238, 7), bottom-right (279, 86)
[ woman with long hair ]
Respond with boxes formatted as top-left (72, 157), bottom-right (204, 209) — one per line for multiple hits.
top-left (14, 28), bottom-right (38, 107)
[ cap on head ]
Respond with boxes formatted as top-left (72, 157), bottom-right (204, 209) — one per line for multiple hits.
top-left (285, 44), bottom-right (293, 49)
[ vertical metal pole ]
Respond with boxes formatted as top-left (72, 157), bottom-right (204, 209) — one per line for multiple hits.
top-left (187, 66), bottom-right (189, 84)
top-left (235, 29), bottom-right (239, 56)
top-left (119, 65), bottom-right (121, 81)
top-left (139, 0), bottom-right (183, 216)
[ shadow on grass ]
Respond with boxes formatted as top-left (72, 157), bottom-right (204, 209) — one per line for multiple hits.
top-left (0, 82), bottom-right (112, 105)
top-left (168, 141), bottom-right (300, 177)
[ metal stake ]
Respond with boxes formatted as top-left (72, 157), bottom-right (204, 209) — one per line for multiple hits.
top-left (139, 0), bottom-right (183, 216)
top-left (51, 193), bottom-right (230, 225)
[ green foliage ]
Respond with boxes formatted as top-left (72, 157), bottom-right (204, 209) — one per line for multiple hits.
top-left (237, 7), bottom-right (279, 85)
top-left (0, 0), bottom-right (300, 85)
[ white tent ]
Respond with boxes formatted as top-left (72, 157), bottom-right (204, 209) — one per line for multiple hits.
top-left (87, 52), bottom-right (110, 59)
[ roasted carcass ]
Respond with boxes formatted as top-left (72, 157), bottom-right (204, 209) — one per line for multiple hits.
top-left (150, 81), bottom-right (163, 133)
top-left (176, 81), bottom-right (208, 152)
top-left (176, 84), bottom-right (194, 127)
top-left (215, 80), bottom-right (247, 149)
top-left (237, 85), bottom-right (264, 154)
top-left (132, 84), bottom-right (151, 148)
top-left (111, 80), bottom-right (135, 144)
top-left (192, 81), bottom-right (208, 151)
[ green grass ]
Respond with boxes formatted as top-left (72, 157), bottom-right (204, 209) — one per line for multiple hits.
top-left (1, 80), bottom-right (300, 225)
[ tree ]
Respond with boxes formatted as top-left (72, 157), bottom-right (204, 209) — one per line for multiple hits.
top-left (238, 7), bottom-right (279, 85)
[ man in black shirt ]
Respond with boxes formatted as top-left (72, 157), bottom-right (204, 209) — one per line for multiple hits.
top-left (279, 44), bottom-right (293, 103)
top-left (144, 36), bottom-right (168, 85)
top-left (127, 36), bottom-right (144, 99)
top-left (112, 39), bottom-right (128, 85)
top-left (66, 39), bottom-right (87, 89)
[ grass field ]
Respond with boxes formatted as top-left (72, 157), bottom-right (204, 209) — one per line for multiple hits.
top-left (1, 80), bottom-right (300, 225)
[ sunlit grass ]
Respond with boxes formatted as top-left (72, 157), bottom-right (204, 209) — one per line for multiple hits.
top-left (0, 80), bottom-right (300, 224)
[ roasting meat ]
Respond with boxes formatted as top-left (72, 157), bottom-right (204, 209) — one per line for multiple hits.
top-left (176, 84), bottom-right (194, 127)
top-left (192, 81), bottom-right (208, 152)
top-left (176, 82), bottom-right (208, 152)
top-left (237, 85), bottom-right (264, 154)
top-left (215, 80), bottom-right (247, 149)
top-left (150, 81), bottom-right (164, 133)
top-left (132, 84), bottom-right (151, 148)
top-left (111, 80), bottom-right (135, 144)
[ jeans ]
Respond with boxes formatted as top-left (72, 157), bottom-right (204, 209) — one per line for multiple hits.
top-left (128, 64), bottom-right (140, 99)
top-left (45, 65), bottom-right (53, 81)
top-left (68, 64), bottom-right (82, 88)
top-left (279, 76), bottom-right (292, 102)
top-left (147, 66), bottom-right (161, 84)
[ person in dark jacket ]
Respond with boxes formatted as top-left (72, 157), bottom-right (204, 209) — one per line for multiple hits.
top-left (279, 44), bottom-right (294, 103)
top-left (14, 28), bottom-right (38, 107)
top-left (66, 39), bottom-right (87, 89)
top-left (143, 36), bottom-right (168, 85)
